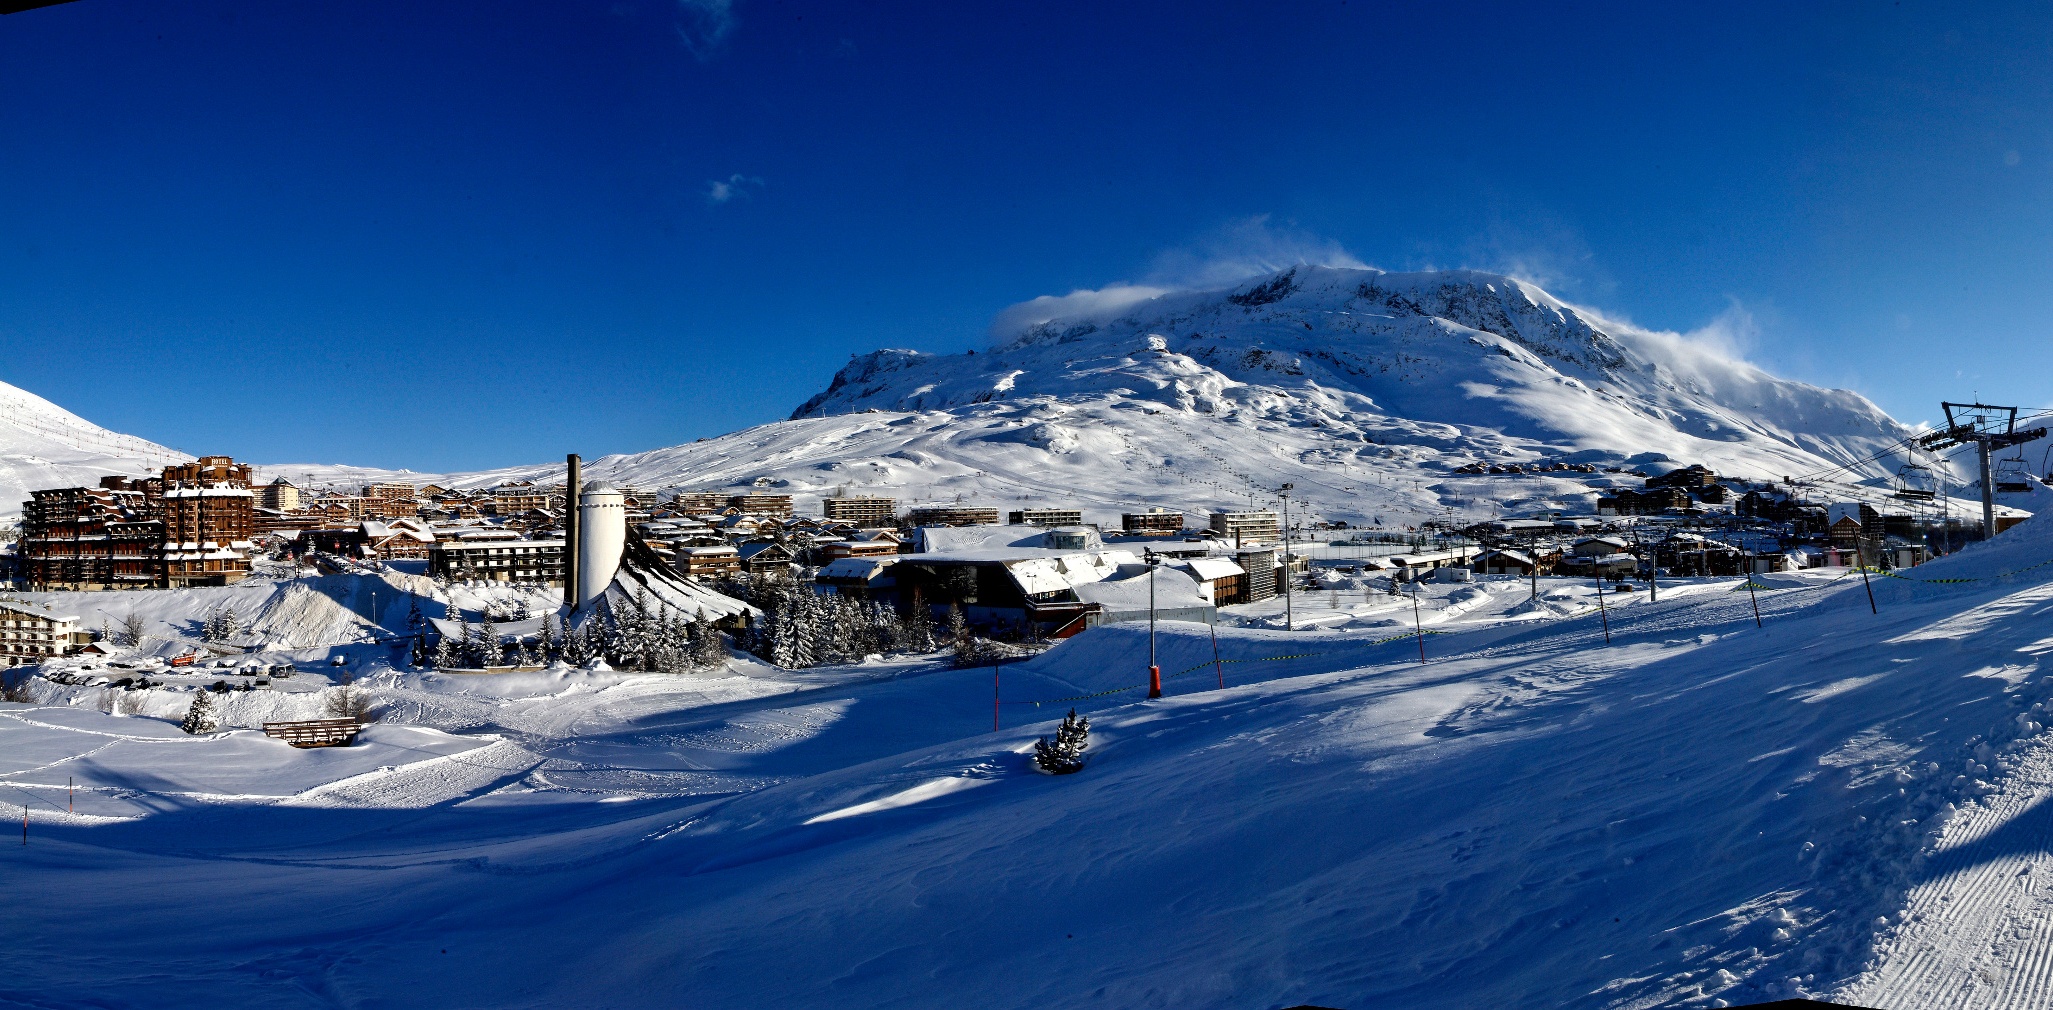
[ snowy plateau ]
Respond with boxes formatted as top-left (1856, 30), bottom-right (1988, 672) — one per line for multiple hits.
top-left (8, 266), bottom-right (2053, 1009)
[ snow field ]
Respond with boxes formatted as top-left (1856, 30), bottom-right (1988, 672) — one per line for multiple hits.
top-left (7, 510), bottom-right (2053, 1005)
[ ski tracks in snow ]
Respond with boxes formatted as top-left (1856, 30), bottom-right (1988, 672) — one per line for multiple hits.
top-left (282, 739), bottom-right (540, 810)
top-left (1846, 740), bottom-right (2053, 1010)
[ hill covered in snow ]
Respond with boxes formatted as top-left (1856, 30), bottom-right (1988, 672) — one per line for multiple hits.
top-left (346, 266), bottom-right (1926, 527)
top-left (0, 379), bottom-right (187, 518)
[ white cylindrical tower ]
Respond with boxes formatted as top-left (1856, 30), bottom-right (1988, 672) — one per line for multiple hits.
top-left (575, 481), bottom-right (627, 609)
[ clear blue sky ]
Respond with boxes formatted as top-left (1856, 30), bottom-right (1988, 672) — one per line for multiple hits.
top-left (3, 1), bottom-right (2050, 470)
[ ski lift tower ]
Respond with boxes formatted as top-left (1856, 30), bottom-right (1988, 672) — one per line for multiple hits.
top-left (1918, 402), bottom-right (2046, 540)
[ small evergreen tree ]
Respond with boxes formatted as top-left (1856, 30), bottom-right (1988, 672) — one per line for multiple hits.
top-left (1032, 709), bottom-right (1089, 774)
top-left (949, 604), bottom-right (981, 666)
top-left (902, 588), bottom-right (936, 653)
top-left (536, 613), bottom-right (560, 664)
top-left (477, 617), bottom-right (501, 668)
top-left (180, 691), bottom-right (218, 735)
top-left (431, 628), bottom-right (459, 670)
top-left (559, 615), bottom-right (592, 666)
top-left (690, 609), bottom-right (723, 669)
top-left (405, 592), bottom-right (430, 667)
top-left (202, 607), bottom-right (240, 643)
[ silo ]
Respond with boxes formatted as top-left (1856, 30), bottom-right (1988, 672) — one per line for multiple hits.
top-left (576, 482), bottom-right (627, 609)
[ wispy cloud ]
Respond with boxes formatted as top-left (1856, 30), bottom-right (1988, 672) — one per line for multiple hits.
top-left (988, 283), bottom-right (1174, 337)
top-left (706, 173), bottom-right (764, 205)
top-left (1143, 215), bottom-right (1368, 290)
top-left (676, 0), bottom-right (737, 61)
top-left (989, 217), bottom-right (1366, 338)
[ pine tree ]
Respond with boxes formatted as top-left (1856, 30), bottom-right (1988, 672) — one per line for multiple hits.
top-left (655, 610), bottom-right (694, 673)
top-left (1032, 709), bottom-right (1090, 774)
top-left (404, 592), bottom-right (430, 667)
top-left (690, 609), bottom-right (723, 669)
top-left (560, 615), bottom-right (593, 666)
top-left (180, 691), bottom-right (218, 735)
top-left (477, 616), bottom-right (500, 668)
top-left (202, 607), bottom-right (240, 643)
top-left (537, 614), bottom-right (559, 664)
top-left (903, 588), bottom-right (936, 653)
top-left (949, 604), bottom-right (980, 666)
top-left (431, 627), bottom-right (460, 669)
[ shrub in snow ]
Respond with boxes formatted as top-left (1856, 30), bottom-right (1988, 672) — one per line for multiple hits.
top-left (325, 684), bottom-right (373, 723)
top-left (1033, 709), bottom-right (1090, 774)
top-left (180, 692), bottom-right (218, 735)
top-left (1, 669), bottom-right (35, 704)
top-left (119, 612), bottom-right (145, 647)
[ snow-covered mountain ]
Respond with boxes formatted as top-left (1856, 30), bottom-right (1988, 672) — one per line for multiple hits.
top-left (0, 380), bottom-right (187, 519)
top-left (352, 266), bottom-right (1921, 527)
top-left (0, 267), bottom-right (1932, 527)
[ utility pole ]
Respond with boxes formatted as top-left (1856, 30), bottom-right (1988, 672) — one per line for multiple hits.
top-left (1278, 484), bottom-right (1294, 631)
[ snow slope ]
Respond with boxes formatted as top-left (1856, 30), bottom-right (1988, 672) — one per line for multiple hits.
top-left (12, 501), bottom-right (2053, 1005)
top-left (281, 267), bottom-right (1927, 528)
top-left (0, 379), bottom-right (186, 518)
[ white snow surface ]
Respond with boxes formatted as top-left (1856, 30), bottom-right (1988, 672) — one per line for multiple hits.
top-left (9, 494), bottom-right (2053, 1006)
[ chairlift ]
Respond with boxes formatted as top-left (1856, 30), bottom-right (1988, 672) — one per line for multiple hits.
top-left (1892, 463), bottom-right (1937, 501)
top-left (1996, 454), bottom-right (2034, 494)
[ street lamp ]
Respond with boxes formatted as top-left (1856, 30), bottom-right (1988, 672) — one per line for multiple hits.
top-left (1144, 547), bottom-right (1162, 699)
top-left (1278, 483), bottom-right (1294, 632)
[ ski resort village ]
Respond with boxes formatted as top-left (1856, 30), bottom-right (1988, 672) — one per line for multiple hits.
top-left (16, 6), bottom-right (2053, 1007)
top-left (6, 265), bottom-right (2053, 1009)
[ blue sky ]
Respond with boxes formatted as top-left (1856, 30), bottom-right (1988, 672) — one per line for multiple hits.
top-left (4, 1), bottom-right (2052, 470)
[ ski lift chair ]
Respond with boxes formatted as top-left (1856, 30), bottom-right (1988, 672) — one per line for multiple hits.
top-left (1996, 455), bottom-right (2034, 494)
top-left (1892, 463), bottom-right (1936, 501)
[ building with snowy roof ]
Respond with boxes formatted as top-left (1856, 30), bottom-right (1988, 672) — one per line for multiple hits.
top-left (0, 600), bottom-right (84, 666)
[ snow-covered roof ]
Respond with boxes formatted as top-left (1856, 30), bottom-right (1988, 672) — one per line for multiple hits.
top-left (1001, 552), bottom-right (1132, 595)
top-left (1178, 557), bottom-right (1245, 582)
top-left (1072, 564), bottom-right (1209, 612)
top-left (818, 557), bottom-right (897, 581)
top-left (0, 600), bottom-right (79, 623)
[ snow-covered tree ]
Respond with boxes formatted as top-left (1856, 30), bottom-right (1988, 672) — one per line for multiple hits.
top-left (536, 614), bottom-right (560, 664)
top-left (902, 589), bottom-right (936, 653)
top-left (431, 627), bottom-right (460, 670)
top-left (406, 593), bottom-right (430, 667)
top-left (559, 616), bottom-right (594, 666)
top-left (949, 604), bottom-right (983, 666)
top-left (476, 616), bottom-right (501, 668)
top-left (1032, 709), bottom-right (1089, 774)
top-left (202, 607), bottom-right (240, 643)
top-left (180, 692), bottom-right (218, 735)
top-left (690, 609), bottom-right (723, 669)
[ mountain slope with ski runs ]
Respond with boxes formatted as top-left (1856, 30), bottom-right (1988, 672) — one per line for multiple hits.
top-left (274, 265), bottom-right (1922, 523)
top-left (0, 382), bottom-right (187, 517)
